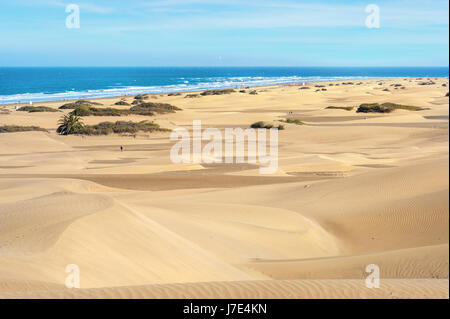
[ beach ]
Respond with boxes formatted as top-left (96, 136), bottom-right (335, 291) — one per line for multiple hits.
top-left (0, 77), bottom-right (448, 299)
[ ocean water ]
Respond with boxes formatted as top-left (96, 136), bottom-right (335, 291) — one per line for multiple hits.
top-left (0, 67), bottom-right (448, 105)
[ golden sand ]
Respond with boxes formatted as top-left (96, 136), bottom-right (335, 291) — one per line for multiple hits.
top-left (0, 78), bottom-right (448, 298)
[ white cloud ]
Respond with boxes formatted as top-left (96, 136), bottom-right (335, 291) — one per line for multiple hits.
top-left (124, 0), bottom-right (449, 30)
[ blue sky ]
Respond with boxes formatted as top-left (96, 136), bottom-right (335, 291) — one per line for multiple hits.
top-left (0, 0), bottom-right (448, 66)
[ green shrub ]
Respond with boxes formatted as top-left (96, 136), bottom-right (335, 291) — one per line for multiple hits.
top-left (70, 106), bottom-right (129, 117)
top-left (356, 102), bottom-right (428, 113)
top-left (134, 94), bottom-right (149, 100)
top-left (115, 100), bottom-right (130, 106)
top-left (200, 89), bottom-right (235, 96)
top-left (249, 90), bottom-right (258, 95)
top-left (59, 100), bottom-right (102, 109)
top-left (185, 94), bottom-right (201, 98)
top-left (250, 121), bottom-right (284, 130)
top-left (74, 121), bottom-right (169, 135)
top-left (131, 102), bottom-right (182, 114)
top-left (69, 102), bottom-right (181, 117)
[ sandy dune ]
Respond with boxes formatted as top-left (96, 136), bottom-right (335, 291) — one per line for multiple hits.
top-left (0, 78), bottom-right (448, 298)
top-left (1, 279), bottom-right (448, 299)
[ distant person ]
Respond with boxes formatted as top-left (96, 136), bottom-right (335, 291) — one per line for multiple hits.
top-left (120, 146), bottom-right (124, 152)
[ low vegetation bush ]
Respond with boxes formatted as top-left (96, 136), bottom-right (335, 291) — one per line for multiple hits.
top-left (0, 125), bottom-right (47, 133)
top-left (130, 102), bottom-right (182, 114)
top-left (185, 94), bottom-right (201, 98)
top-left (280, 118), bottom-right (305, 125)
top-left (134, 94), bottom-right (149, 100)
top-left (75, 121), bottom-right (169, 136)
top-left (200, 89), bottom-right (235, 96)
top-left (356, 102), bottom-right (428, 113)
top-left (70, 106), bottom-right (129, 117)
top-left (59, 100), bottom-right (102, 109)
top-left (115, 100), bottom-right (130, 106)
top-left (418, 81), bottom-right (435, 86)
top-left (69, 102), bottom-right (181, 117)
top-left (17, 106), bottom-right (59, 113)
top-left (250, 121), bottom-right (284, 130)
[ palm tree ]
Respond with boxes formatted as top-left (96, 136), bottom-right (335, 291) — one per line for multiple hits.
top-left (57, 113), bottom-right (85, 135)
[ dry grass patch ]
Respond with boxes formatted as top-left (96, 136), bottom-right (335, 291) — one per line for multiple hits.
top-left (17, 106), bottom-right (59, 113)
top-left (201, 89), bottom-right (235, 96)
top-left (280, 118), bottom-right (305, 125)
top-left (0, 125), bottom-right (47, 133)
top-left (326, 106), bottom-right (355, 111)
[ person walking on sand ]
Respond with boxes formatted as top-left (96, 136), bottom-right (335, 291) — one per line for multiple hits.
top-left (120, 146), bottom-right (124, 152)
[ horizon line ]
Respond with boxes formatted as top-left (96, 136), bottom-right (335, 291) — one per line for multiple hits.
top-left (1, 66), bottom-right (449, 68)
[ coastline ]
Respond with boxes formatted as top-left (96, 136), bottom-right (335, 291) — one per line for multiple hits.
top-left (1, 76), bottom-right (448, 107)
